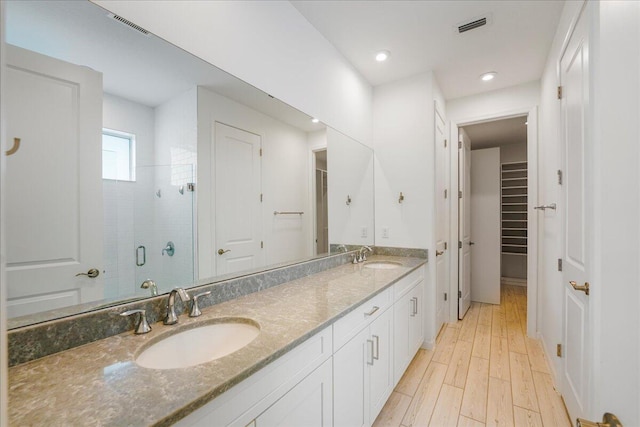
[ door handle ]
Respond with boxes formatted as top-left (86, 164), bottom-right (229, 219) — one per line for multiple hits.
top-left (577, 412), bottom-right (622, 427)
top-left (6, 137), bottom-right (20, 156)
top-left (534, 203), bottom-right (557, 210)
top-left (372, 335), bottom-right (380, 360)
top-left (569, 281), bottom-right (590, 296)
top-left (436, 250), bottom-right (444, 256)
top-left (469, 241), bottom-right (475, 246)
top-left (217, 249), bottom-right (231, 255)
top-left (76, 268), bottom-right (100, 278)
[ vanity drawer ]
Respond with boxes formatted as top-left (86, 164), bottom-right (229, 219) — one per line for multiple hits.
top-left (333, 287), bottom-right (392, 351)
top-left (393, 268), bottom-right (424, 300)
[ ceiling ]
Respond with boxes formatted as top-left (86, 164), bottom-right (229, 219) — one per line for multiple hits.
top-left (5, 0), bottom-right (322, 132)
top-left (291, 1), bottom-right (564, 100)
top-left (463, 116), bottom-right (527, 150)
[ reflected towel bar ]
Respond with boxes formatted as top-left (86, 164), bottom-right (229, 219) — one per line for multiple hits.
top-left (274, 211), bottom-right (304, 215)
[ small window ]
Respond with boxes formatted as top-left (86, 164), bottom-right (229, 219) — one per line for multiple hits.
top-left (102, 129), bottom-right (135, 181)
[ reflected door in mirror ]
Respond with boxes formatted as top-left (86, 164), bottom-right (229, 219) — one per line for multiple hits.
top-left (6, 45), bottom-right (104, 317)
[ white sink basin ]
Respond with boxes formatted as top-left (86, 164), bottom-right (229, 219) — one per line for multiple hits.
top-left (135, 319), bottom-right (260, 370)
top-left (363, 261), bottom-right (403, 270)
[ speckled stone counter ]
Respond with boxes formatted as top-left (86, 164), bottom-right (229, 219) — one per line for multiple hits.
top-left (8, 255), bottom-right (426, 426)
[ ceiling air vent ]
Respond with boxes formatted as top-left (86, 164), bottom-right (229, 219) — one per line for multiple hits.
top-left (455, 14), bottom-right (492, 34)
top-left (108, 13), bottom-right (150, 36)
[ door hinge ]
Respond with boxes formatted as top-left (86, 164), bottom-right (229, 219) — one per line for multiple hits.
top-left (261, 241), bottom-right (264, 249)
top-left (557, 86), bottom-right (563, 99)
top-left (186, 182), bottom-right (195, 192)
top-left (444, 242), bottom-right (448, 250)
top-left (557, 344), bottom-right (562, 357)
top-left (458, 290), bottom-right (462, 299)
top-left (444, 139), bottom-right (448, 148)
top-left (458, 241), bottom-right (462, 249)
top-left (458, 190), bottom-right (462, 199)
top-left (557, 169), bottom-right (563, 185)
top-left (259, 148), bottom-right (263, 156)
top-left (458, 140), bottom-right (462, 149)
top-left (444, 293), bottom-right (448, 301)
top-left (557, 258), bottom-right (563, 271)
top-left (444, 189), bottom-right (448, 199)
top-left (260, 193), bottom-right (263, 202)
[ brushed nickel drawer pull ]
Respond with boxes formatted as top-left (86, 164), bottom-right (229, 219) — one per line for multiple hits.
top-left (364, 306), bottom-right (379, 316)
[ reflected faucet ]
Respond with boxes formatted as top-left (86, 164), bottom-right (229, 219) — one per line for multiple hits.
top-left (164, 288), bottom-right (190, 325)
top-left (336, 244), bottom-right (348, 253)
top-left (140, 279), bottom-right (158, 296)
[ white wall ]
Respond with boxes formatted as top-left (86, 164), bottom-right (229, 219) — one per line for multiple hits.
top-left (372, 71), bottom-right (444, 348)
top-left (102, 94), bottom-right (156, 299)
top-left (327, 128), bottom-right (374, 247)
top-left (197, 87), bottom-right (312, 279)
top-left (92, 0), bottom-right (373, 147)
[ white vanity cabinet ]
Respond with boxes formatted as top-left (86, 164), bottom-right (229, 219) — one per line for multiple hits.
top-left (333, 288), bottom-right (394, 427)
top-left (393, 269), bottom-right (424, 384)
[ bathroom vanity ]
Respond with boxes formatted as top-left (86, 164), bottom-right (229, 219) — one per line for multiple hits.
top-left (8, 255), bottom-right (426, 426)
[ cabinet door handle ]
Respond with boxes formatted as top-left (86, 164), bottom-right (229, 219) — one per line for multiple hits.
top-left (372, 335), bottom-right (380, 360)
top-left (364, 306), bottom-right (379, 316)
top-left (410, 297), bottom-right (418, 316)
top-left (367, 339), bottom-right (375, 365)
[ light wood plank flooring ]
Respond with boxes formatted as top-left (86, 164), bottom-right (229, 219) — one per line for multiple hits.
top-left (373, 285), bottom-right (571, 427)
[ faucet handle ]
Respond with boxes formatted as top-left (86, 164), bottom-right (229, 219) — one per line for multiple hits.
top-left (120, 309), bottom-right (152, 334)
top-left (189, 291), bottom-right (212, 317)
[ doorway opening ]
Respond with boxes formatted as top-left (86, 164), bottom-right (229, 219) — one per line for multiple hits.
top-left (314, 149), bottom-right (328, 255)
top-left (457, 114), bottom-right (530, 322)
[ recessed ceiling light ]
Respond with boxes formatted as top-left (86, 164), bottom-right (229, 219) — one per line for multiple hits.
top-left (481, 71), bottom-right (497, 81)
top-left (375, 50), bottom-right (390, 62)
top-left (311, 118), bottom-right (320, 123)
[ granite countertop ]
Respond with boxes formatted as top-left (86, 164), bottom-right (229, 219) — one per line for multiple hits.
top-left (8, 255), bottom-right (426, 426)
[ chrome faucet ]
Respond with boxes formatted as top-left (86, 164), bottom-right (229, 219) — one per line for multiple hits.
top-left (358, 245), bottom-right (373, 262)
top-left (164, 287), bottom-right (190, 325)
top-left (140, 279), bottom-right (158, 296)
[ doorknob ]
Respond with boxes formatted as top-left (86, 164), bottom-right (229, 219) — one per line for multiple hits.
top-left (76, 268), bottom-right (100, 278)
top-left (577, 412), bottom-right (622, 427)
top-left (436, 250), bottom-right (444, 256)
top-left (217, 249), bottom-right (231, 255)
top-left (569, 281), bottom-right (590, 296)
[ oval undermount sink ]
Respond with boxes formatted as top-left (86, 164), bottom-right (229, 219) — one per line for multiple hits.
top-left (135, 319), bottom-right (260, 370)
top-left (363, 261), bottom-right (403, 270)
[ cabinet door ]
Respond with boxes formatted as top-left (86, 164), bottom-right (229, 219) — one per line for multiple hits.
top-left (369, 307), bottom-right (394, 423)
top-left (334, 327), bottom-right (369, 427)
top-left (408, 283), bottom-right (424, 353)
top-left (393, 293), bottom-right (411, 384)
top-left (256, 359), bottom-right (332, 427)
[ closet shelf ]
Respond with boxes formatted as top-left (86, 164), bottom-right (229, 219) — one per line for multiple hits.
top-left (501, 161), bottom-right (528, 256)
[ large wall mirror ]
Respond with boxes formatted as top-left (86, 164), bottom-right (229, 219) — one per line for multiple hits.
top-left (4, 0), bottom-right (374, 328)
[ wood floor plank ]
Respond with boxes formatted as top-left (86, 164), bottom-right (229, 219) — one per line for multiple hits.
top-left (513, 406), bottom-right (543, 427)
top-left (460, 357), bottom-right (489, 423)
top-left (478, 304), bottom-right (493, 326)
top-left (489, 336), bottom-right (510, 381)
top-left (429, 384), bottom-right (464, 427)
top-left (458, 415), bottom-right (486, 427)
top-left (525, 338), bottom-right (549, 374)
top-left (395, 349), bottom-right (433, 396)
top-left (432, 326), bottom-right (459, 364)
top-left (509, 352), bottom-right (540, 412)
top-left (491, 307), bottom-right (507, 338)
top-left (444, 340), bottom-right (473, 388)
top-left (532, 371), bottom-right (572, 427)
top-left (472, 323), bottom-right (492, 359)
top-left (459, 318), bottom-right (478, 343)
top-left (506, 321), bottom-right (527, 354)
top-left (486, 377), bottom-right (514, 427)
top-left (373, 391), bottom-right (412, 427)
top-left (401, 362), bottom-right (448, 427)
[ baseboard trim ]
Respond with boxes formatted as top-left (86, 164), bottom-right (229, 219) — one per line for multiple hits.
top-left (501, 276), bottom-right (527, 286)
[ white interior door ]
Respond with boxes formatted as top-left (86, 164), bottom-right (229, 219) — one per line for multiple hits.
top-left (560, 4), bottom-right (591, 420)
top-left (434, 108), bottom-right (449, 330)
top-left (458, 131), bottom-right (472, 319)
top-left (5, 45), bottom-right (103, 317)
top-left (470, 148), bottom-right (501, 304)
top-left (214, 122), bottom-right (262, 275)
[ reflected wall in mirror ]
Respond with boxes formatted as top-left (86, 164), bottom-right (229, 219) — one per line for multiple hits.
top-left (5, 0), bottom-right (371, 328)
top-left (327, 128), bottom-right (375, 250)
